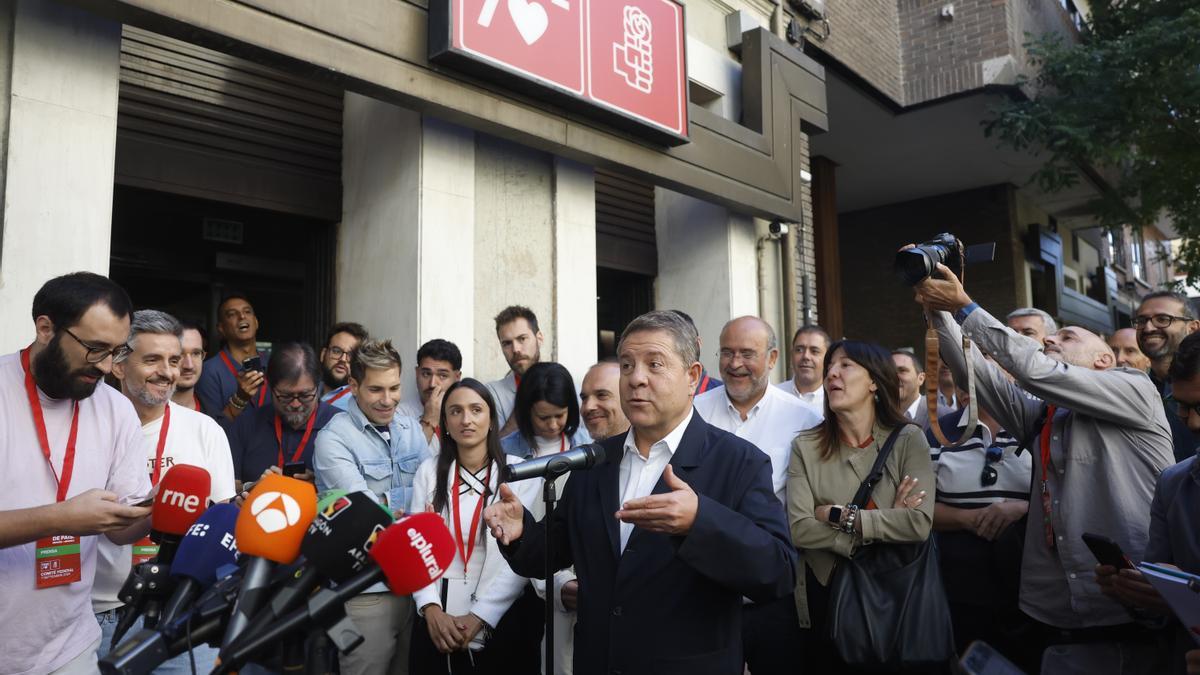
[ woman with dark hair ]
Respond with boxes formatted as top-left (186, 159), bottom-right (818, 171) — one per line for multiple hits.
top-left (409, 378), bottom-right (538, 674)
top-left (786, 340), bottom-right (936, 673)
top-left (498, 362), bottom-right (591, 675)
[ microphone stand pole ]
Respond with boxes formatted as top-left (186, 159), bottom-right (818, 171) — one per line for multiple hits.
top-left (542, 470), bottom-right (564, 675)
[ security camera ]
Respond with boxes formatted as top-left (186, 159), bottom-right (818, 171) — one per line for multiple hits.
top-left (769, 221), bottom-right (790, 237)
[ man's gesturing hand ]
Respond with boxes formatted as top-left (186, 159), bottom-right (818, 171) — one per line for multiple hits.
top-left (616, 464), bottom-right (698, 535)
top-left (484, 483), bottom-right (525, 545)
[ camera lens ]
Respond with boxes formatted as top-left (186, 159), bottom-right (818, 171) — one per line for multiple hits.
top-left (895, 248), bottom-right (936, 286)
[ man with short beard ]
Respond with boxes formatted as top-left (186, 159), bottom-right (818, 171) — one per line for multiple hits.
top-left (486, 305), bottom-right (545, 435)
top-left (319, 321), bottom-right (369, 409)
top-left (692, 316), bottom-right (819, 675)
top-left (916, 257), bottom-right (1173, 675)
top-left (580, 359), bottom-right (629, 441)
top-left (0, 272), bottom-right (153, 674)
top-left (314, 339), bottom-right (430, 675)
top-left (777, 325), bottom-right (829, 417)
top-left (399, 339), bottom-right (463, 452)
top-left (196, 293), bottom-right (270, 422)
top-left (94, 310), bottom-right (236, 668)
top-left (229, 342), bottom-right (342, 490)
top-left (172, 319), bottom-right (207, 413)
top-left (1135, 291), bottom-right (1200, 463)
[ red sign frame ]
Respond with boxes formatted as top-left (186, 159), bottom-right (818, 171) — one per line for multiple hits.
top-left (430, 0), bottom-right (689, 146)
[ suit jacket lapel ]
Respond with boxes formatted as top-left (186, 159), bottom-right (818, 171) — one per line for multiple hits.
top-left (598, 436), bottom-right (623, 560)
top-left (623, 413), bottom-right (707, 552)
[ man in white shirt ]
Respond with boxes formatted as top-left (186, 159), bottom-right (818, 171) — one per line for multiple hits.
top-left (171, 319), bottom-right (207, 413)
top-left (776, 325), bottom-right (829, 417)
top-left (485, 306), bottom-right (544, 435)
top-left (0, 272), bottom-right (153, 675)
top-left (893, 348), bottom-right (952, 430)
top-left (95, 310), bottom-right (237, 667)
top-left (694, 316), bottom-right (820, 675)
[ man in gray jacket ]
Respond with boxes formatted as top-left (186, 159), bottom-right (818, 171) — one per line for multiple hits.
top-left (913, 259), bottom-right (1174, 675)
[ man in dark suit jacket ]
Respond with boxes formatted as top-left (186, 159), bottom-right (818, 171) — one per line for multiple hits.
top-left (485, 310), bottom-right (797, 675)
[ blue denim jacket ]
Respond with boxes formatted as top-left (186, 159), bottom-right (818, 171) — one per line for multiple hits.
top-left (500, 427), bottom-right (593, 459)
top-left (313, 395), bottom-right (433, 510)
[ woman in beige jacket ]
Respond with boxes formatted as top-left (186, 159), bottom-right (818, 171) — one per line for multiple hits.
top-left (787, 339), bottom-right (936, 673)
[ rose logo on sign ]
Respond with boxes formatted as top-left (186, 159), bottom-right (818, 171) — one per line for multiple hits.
top-left (613, 6), bottom-right (653, 94)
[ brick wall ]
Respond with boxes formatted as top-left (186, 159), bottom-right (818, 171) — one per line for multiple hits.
top-left (899, 0), bottom-right (1010, 104)
top-left (838, 185), bottom-right (1020, 352)
top-left (796, 132), bottom-right (820, 325)
top-left (811, 0), bottom-right (905, 104)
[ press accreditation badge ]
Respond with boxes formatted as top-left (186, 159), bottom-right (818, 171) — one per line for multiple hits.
top-left (132, 536), bottom-right (159, 565)
top-left (35, 535), bottom-right (82, 588)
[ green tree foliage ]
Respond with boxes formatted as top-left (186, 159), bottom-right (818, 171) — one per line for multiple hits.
top-left (985, 1), bottom-right (1200, 280)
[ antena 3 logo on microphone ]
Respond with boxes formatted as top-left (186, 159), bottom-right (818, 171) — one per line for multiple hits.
top-left (235, 474), bottom-right (317, 563)
top-left (370, 512), bottom-right (455, 595)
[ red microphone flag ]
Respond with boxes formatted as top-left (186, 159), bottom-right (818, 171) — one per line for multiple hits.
top-left (151, 464), bottom-right (211, 536)
top-left (370, 512), bottom-right (455, 595)
top-left (234, 474), bottom-right (317, 564)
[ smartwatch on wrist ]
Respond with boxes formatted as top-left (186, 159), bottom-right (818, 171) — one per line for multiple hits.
top-left (827, 505), bottom-right (844, 526)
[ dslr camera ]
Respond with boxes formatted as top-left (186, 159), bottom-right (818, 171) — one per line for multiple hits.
top-left (894, 233), bottom-right (995, 286)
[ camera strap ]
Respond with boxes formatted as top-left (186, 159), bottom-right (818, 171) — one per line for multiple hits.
top-left (925, 309), bottom-right (978, 448)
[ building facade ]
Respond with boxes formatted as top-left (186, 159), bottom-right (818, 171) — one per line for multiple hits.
top-left (0, 0), bottom-right (828, 402)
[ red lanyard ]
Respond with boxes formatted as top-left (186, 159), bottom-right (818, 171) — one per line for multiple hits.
top-left (1040, 405), bottom-right (1059, 548)
top-left (698, 374), bottom-right (710, 393)
top-left (150, 404), bottom-right (171, 486)
top-left (559, 435), bottom-right (566, 453)
top-left (192, 398), bottom-right (202, 412)
top-left (327, 387), bottom-right (351, 404)
top-left (219, 350), bottom-right (267, 407)
top-left (452, 462), bottom-right (491, 574)
top-left (22, 348), bottom-right (79, 503)
top-left (275, 408), bottom-right (317, 467)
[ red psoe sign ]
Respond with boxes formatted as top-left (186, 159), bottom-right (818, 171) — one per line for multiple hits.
top-left (431, 0), bottom-right (689, 145)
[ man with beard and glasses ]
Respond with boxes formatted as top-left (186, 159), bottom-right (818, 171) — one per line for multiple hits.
top-left (399, 339), bottom-right (463, 453)
top-left (171, 319), bottom-right (207, 413)
top-left (230, 342), bottom-right (342, 492)
top-left (579, 358), bottom-right (630, 441)
top-left (94, 310), bottom-right (236, 669)
top-left (777, 325), bottom-right (829, 417)
top-left (319, 321), bottom-right (369, 410)
top-left (914, 253), bottom-right (1174, 675)
top-left (487, 305), bottom-right (545, 436)
top-left (1135, 291), bottom-right (1200, 463)
top-left (0, 272), bottom-right (153, 675)
top-left (314, 339), bottom-right (432, 675)
top-left (196, 292), bottom-right (271, 423)
top-left (693, 316), bottom-right (820, 675)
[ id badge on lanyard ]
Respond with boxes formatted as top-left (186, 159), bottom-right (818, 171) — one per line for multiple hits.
top-left (35, 535), bottom-right (82, 589)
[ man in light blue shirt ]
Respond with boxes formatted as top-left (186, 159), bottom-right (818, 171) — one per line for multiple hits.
top-left (313, 339), bottom-right (432, 675)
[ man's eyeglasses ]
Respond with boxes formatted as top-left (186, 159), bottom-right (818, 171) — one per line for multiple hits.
top-left (1133, 314), bottom-right (1194, 329)
top-left (718, 349), bottom-right (761, 362)
top-left (62, 327), bottom-right (131, 364)
top-left (1176, 400), bottom-right (1200, 420)
top-left (274, 389), bottom-right (318, 404)
top-left (980, 445), bottom-right (1003, 487)
top-left (326, 346), bottom-right (352, 361)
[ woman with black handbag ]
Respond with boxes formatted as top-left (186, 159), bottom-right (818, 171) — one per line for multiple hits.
top-left (787, 340), bottom-right (950, 673)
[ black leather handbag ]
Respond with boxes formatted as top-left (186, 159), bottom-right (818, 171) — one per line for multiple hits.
top-left (826, 426), bottom-right (955, 669)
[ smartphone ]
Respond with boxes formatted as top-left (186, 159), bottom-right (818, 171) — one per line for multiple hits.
top-left (242, 356), bottom-right (264, 373)
top-left (1082, 532), bottom-right (1134, 570)
top-left (957, 640), bottom-right (1027, 675)
top-left (122, 494), bottom-right (155, 507)
top-left (283, 462), bottom-right (307, 477)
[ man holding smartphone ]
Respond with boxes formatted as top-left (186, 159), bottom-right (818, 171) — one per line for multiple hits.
top-left (195, 292), bottom-right (271, 423)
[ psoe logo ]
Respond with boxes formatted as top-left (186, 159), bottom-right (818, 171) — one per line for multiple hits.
top-left (250, 491), bottom-right (303, 534)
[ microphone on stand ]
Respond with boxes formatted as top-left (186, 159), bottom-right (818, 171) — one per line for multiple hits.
top-left (502, 443), bottom-right (608, 483)
top-left (157, 502), bottom-right (239, 626)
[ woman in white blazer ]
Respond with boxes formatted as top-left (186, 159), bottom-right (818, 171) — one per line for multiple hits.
top-left (410, 378), bottom-right (538, 674)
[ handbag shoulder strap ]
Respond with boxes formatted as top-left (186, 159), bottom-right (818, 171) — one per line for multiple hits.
top-left (849, 425), bottom-right (908, 509)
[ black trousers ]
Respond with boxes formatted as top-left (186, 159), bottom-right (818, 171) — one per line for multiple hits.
top-left (410, 584), bottom-right (543, 675)
top-left (743, 594), bottom-right (804, 675)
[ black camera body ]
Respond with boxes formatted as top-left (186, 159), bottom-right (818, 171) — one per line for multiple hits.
top-left (895, 233), bottom-right (995, 286)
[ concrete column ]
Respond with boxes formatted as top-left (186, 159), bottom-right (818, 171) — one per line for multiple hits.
top-left (552, 157), bottom-right (597, 380)
top-left (338, 93), bottom-right (476, 407)
top-left (0, 0), bottom-right (121, 352)
top-left (654, 188), bottom-right (760, 377)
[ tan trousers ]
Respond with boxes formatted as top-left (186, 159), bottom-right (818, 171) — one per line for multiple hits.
top-left (340, 592), bottom-right (415, 675)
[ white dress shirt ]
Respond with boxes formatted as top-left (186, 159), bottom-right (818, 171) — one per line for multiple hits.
top-left (905, 396), bottom-right (923, 421)
top-left (694, 385), bottom-right (821, 504)
top-left (617, 410), bottom-right (693, 551)
top-left (776, 379), bottom-right (825, 418)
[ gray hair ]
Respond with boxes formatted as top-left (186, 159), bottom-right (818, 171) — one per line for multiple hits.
top-left (1006, 308), bottom-right (1058, 334)
top-left (619, 310), bottom-right (700, 367)
top-left (118, 309), bottom-right (182, 363)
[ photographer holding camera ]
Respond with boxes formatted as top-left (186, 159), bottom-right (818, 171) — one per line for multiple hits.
top-left (903, 240), bottom-right (1174, 675)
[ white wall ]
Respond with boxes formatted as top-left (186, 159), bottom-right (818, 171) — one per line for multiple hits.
top-left (552, 157), bottom-right (598, 380)
top-left (0, 0), bottom-right (121, 352)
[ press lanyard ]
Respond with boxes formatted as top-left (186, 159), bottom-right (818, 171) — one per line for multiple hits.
top-left (192, 398), bottom-right (202, 412)
top-left (1040, 405), bottom-right (1059, 548)
top-left (452, 462), bottom-right (491, 574)
top-left (275, 408), bottom-right (317, 467)
top-left (698, 374), bottom-right (710, 393)
top-left (219, 350), bottom-right (267, 407)
top-left (22, 348), bottom-right (78, 502)
top-left (326, 387), bottom-right (351, 404)
top-left (150, 405), bottom-right (171, 486)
